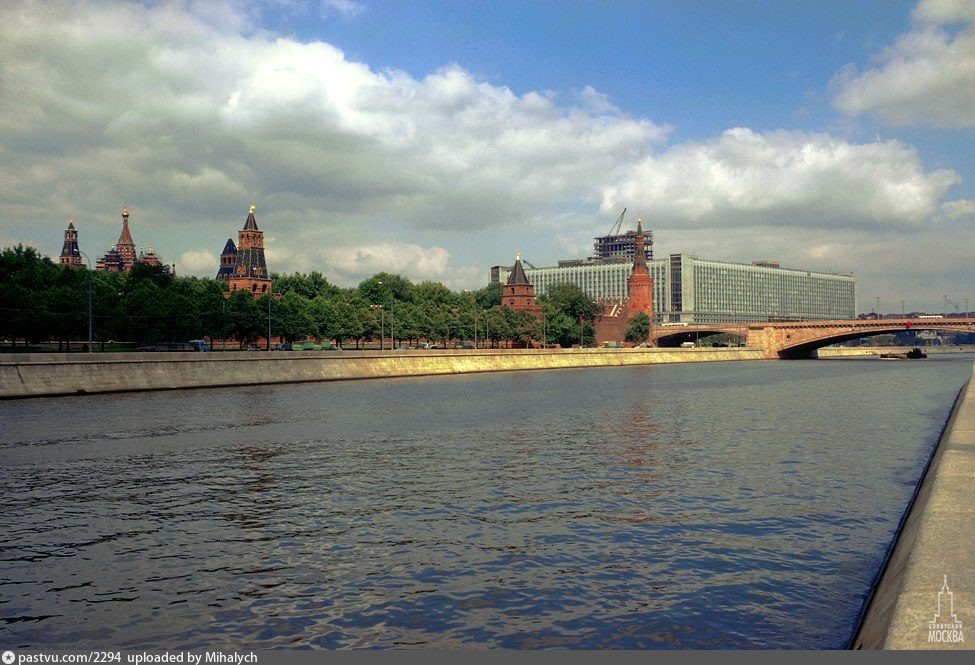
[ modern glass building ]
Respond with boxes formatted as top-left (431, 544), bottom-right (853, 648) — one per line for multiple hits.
top-left (493, 254), bottom-right (856, 323)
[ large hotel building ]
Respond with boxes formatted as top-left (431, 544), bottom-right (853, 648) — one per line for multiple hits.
top-left (492, 227), bottom-right (856, 324)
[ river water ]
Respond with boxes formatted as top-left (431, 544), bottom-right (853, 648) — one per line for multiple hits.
top-left (1, 355), bottom-right (972, 649)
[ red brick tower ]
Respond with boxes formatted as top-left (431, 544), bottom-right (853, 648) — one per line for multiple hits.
top-left (501, 252), bottom-right (541, 316)
top-left (228, 205), bottom-right (271, 298)
top-left (115, 208), bottom-right (137, 269)
top-left (624, 216), bottom-right (654, 322)
top-left (59, 220), bottom-right (83, 268)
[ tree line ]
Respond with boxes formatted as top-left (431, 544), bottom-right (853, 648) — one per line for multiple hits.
top-left (0, 244), bottom-right (630, 350)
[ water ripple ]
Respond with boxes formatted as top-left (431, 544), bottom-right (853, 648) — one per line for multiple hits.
top-left (0, 357), bottom-right (971, 648)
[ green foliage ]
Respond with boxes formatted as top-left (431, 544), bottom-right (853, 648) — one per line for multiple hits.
top-left (625, 312), bottom-right (651, 343)
top-left (272, 271), bottom-right (341, 300)
top-left (542, 283), bottom-right (599, 321)
top-left (358, 272), bottom-right (413, 307)
top-left (226, 289), bottom-right (263, 348)
top-left (0, 245), bottom-right (557, 350)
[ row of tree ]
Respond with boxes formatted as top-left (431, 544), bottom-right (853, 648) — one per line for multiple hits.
top-left (1, 245), bottom-right (649, 350)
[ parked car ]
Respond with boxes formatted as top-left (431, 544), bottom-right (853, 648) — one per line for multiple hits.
top-left (273, 342), bottom-right (293, 351)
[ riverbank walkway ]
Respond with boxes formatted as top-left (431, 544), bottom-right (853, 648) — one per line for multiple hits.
top-left (854, 362), bottom-right (974, 649)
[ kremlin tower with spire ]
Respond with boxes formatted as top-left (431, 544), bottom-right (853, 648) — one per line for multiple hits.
top-left (623, 217), bottom-right (653, 321)
top-left (227, 205), bottom-right (271, 297)
top-left (593, 215), bottom-right (655, 344)
top-left (216, 237), bottom-right (238, 281)
top-left (501, 252), bottom-right (541, 316)
top-left (94, 208), bottom-right (167, 272)
top-left (59, 220), bottom-right (84, 268)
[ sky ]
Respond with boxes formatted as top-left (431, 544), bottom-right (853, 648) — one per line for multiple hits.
top-left (1, 0), bottom-right (973, 313)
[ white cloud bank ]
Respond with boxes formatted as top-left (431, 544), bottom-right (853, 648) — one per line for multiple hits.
top-left (601, 128), bottom-right (958, 228)
top-left (0, 0), bottom-right (967, 298)
top-left (831, 0), bottom-right (975, 128)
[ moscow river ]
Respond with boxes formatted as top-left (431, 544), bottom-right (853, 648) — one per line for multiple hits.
top-left (1, 355), bottom-right (972, 649)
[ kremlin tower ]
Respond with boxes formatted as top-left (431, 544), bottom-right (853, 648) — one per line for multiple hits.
top-left (96, 208), bottom-right (139, 272)
top-left (501, 252), bottom-right (541, 316)
top-left (59, 220), bottom-right (84, 268)
top-left (623, 216), bottom-right (653, 323)
top-left (139, 246), bottom-right (162, 267)
top-left (227, 205), bottom-right (271, 297)
top-left (115, 208), bottom-right (137, 267)
top-left (593, 215), bottom-right (655, 344)
top-left (216, 237), bottom-right (237, 281)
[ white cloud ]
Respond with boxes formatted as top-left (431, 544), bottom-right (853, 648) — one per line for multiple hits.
top-left (322, 243), bottom-right (482, 288)
top-left (319, 0), bottom-right (365, 17)
top-left (941, 198), bottom-right (975, 220)
top-left (601, 128), bottom-right (958, 228)
top-left (0, 0), bottom-right (966, 297)
top-left (0, 0), bottom-right (667, 240)
top-left (179, 249), bottom-right (218, 276)
top-left (831, 0), bottom-right (975, 128)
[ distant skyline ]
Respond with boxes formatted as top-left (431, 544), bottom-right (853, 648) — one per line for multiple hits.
top-left (1, 0), bottom-right (972, 312)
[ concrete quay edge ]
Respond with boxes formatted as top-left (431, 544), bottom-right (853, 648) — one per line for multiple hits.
top-left (852, 362), bottom-right (975, 650)
top-left (0, 347), bottom-right (767, 399)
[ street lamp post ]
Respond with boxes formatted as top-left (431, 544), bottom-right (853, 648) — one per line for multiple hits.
top-left (78, 251), bottom-right (93, 353)
top-left (266, 281), bottom-right (273, 351)
top-left (375, 305), bottom-right (385, 351)
top-left (378, 280), bottom-right (394, 349)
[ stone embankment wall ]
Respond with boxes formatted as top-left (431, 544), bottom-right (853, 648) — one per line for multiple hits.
top-left (0, 347), bottom-right (765, 399)
top-left (853, 363), bottom-right (974, 650)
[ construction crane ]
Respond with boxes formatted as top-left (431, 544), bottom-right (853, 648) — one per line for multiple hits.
top-left (608, 208), bottom-right (627, 235)
top-left (523, 259), bottom-right (537, 269)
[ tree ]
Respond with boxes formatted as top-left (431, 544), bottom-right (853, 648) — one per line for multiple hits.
top-left (412, 280), bottom-right (456, 306)
top-left (226, 289), bottom-right (263, 348)
top-left (507, 309), bottom-right (539, 346)
top-left (271, 291), bottom-right (315, 343)
top-left (273, 271), bottom-right (341, 300)
top-left (625, 312), bottom-right (651, 343)
top-left (474, 282), bottom-right (502, 310)
top-left (482, 307), bottom-right (509, 348)
top-left (309, 296), bottom-right (336, 343)
top-left (358, 272), bottom-right (413, 308)
top-left (543, 283), bottom-right (599, 321)
top-left (0, 245), bottom-right (59, 347)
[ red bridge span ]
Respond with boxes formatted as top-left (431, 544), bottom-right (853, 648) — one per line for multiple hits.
top-left (650, 319), bottom-right (975, 359)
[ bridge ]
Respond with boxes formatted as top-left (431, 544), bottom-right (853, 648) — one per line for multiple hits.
top-left (651, 318), bottom-right (975, 359)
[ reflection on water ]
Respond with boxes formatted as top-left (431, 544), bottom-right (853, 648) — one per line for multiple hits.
top-left (1, 356), bottom-right (972, 649)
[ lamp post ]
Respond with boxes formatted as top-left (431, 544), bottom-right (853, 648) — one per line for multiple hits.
top-left (78, 251), bottom-right (93, 353)
top-left (374, 305), bottom-right (385, 351)
top-left (378, 280), bottom-right (394, 349)
top-left (462, 290), bottom-right (477, 349)
top-left (266, 279), bottom-right (273, 351)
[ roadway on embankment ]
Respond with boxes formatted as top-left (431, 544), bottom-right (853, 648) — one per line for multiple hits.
top-left (853, 362), bottom-right (974, 649)
top-left (0, 347), bottom-right (768, 399)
